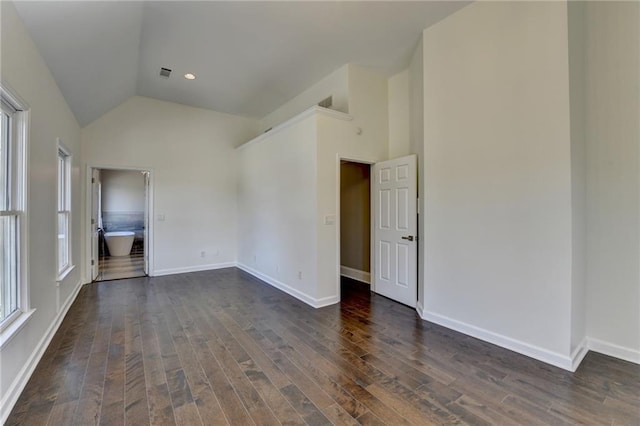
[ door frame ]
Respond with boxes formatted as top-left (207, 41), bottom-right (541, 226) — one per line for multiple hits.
top-left (335, 155), bottom-right (376, 301)
top-left (84, 164), bottom-right (154, 282)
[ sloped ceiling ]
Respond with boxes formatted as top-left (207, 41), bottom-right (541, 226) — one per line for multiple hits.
top-left (14, 1), bottom-right (469, 127)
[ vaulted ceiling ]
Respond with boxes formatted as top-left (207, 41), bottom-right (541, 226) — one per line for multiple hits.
top-left (14, 1), bottom-right (469, 127)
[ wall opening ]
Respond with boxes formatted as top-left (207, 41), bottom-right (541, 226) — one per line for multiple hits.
top-left (89, 167), bottom-right (150, 281)
top-left (339, 161), bottom-right (371, 285)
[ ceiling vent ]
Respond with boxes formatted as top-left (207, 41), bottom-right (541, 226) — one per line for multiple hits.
top-left (159, 67), bottom-right (172, 78)
top-left (318, 96), bottom-right (333, 109)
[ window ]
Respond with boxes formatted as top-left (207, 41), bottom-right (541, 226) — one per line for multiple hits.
top-left (0, 86), bottom-right (28, 329)
top-left (57, 142), bottom-right (72, 278)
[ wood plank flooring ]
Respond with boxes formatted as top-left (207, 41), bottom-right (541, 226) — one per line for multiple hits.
top-left (6, 269), bottom-right (640, 425)
top-left (97, 253), bottom-right (145, 281)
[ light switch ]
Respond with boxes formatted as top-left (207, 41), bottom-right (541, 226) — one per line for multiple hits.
top-left (157, 213), bottom-right (165, 221)
top-left (324, 215), bottom-right (335, 225)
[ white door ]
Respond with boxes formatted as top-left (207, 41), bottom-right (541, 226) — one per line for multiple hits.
top-left (90, 168), bottom-right (100, 281)
top-left (373, 155), bottom-right (418, 307)
top-left (143, 171), bottom-right (150, 275)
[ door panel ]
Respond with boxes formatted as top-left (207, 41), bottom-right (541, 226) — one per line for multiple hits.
top-left (380, 189), bottom-right (391, 228)
top-left (397, 243), bottom-right (409, 287)
top-left (373, 155), bottom-right (417, 307)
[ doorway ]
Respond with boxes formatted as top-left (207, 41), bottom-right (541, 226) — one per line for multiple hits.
top-left (338, 155), bottom-right (418, 308)
top-left (87, 166), bottom-right (152, 282)
top-left (339, 161), bottom-right (372, 286)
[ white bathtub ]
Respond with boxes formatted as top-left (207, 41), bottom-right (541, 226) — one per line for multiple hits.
top-left (104, 231), bottom-right (135, 256)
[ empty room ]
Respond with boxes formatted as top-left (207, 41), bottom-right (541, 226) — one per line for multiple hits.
top-left (1, 1), bottom-right (638, 424)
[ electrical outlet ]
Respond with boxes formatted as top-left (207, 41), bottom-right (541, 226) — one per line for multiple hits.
top-left (298, 271), bottom-right (302, 280)
top-left (200, 251), bottom-right (206, 258)
top-left (253, 255), bottom-right (256, 263)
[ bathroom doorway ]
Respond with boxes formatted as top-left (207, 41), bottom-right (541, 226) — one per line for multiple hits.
top-left (87, 166), bottom-right (153, 282)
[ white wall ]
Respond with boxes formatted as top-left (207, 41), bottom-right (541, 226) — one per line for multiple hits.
top-left (239, 64), bottom-right (390, 306)
top-left (316, 66), bottom-right (389, 301)
top-left (81, 96), bottom-right (258, 276)
top-left (568, 0), bottom-right (588, 356)
top-left (585, 1), bottom-right (640, 362)
top-left (420, 2), bottom-right (575, 365)
top-left (316, 119), bottom-right (387, 301)
top-left (347, 64), bottom-right (389, 158)
top-left (0, 1), bottom-right (82, 420)
top-left (259, 65), bottom-right (349, 132)
top-left (237, 114), bottom-right (320, 303)
top-left (388, 69), bottom-right (410, 159)
top-left (101, 169), bottom-right (145, 212)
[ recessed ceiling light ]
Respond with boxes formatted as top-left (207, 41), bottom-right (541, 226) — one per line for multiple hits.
top-left (184, 73), bottom-right (196, 80)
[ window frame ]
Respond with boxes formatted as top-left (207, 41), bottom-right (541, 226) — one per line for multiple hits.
top-left (0, 83), bottom-right (32, 347)
top-left (56, 140), bottom-right (73, 280)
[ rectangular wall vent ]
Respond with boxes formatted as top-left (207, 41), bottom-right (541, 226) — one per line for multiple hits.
top-left (159, 67), bottom-right (172, 78)
top-left (318, 96), bottom-right (333, 109)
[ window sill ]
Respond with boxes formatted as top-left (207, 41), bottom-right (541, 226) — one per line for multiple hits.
top-left (56, 264), bottom-right (75, 284)
top-left (0, 309), bottom-right (36, 350)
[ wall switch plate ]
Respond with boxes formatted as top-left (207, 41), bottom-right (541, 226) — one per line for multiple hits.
top-left (157, 213), bottom-right (165, 221)
top-left (324, 215), bottom-right (335, 225)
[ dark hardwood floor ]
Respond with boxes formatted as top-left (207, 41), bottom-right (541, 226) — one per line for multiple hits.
top-left (6, 268), bottom-right (640, 425)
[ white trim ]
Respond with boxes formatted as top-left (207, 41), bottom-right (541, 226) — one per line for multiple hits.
top-left (420, 309), bottom-right (575, 371)
top-left (416, 300), bottom-right (425, 318)
top-left (0, 82), bottom-right (30, 325)
top-left (588, 337), bottom-right (640, 365)
top-left (56, 140), bottom-right (72, 278)
top-left (153, 262), bottom-right (236, 277)
top-left (237, 106), bottom-right (353, 151)
top-left (56, 264), bottom-right (75, 283)
top-left (0, 81), bottom-right (30, 111)
top-left (0, 280), bottom-right (83, 425)
top-left (237, 263), bottom-right (339, 308)
top-left (340, 265), bottom-right (371, 284)
top-left (0, 309), bottom-right (34, 350)
top-left (570, 337), bottom-right (589, 371)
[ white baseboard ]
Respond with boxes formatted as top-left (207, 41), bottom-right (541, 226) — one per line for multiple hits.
top-left (588, 337), bottom-right (640, 365)
top-left (152, 262), bottom-right (236, 277)
top-left (570, 337), bottom-right (589, 371)
top-left (237, 263), bottom-right (339, 308)
top-left (340, 265), bottom-right (371, 284)
top-left (0, 280), bottom-right (83, 425)
top-left (420, 309), bottom-right (575, 371)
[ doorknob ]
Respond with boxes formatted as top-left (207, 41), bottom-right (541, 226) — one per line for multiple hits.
top-left (401, 236), bottom-right (414, 241)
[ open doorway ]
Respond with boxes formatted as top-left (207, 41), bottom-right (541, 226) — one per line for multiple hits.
top-left (88, 167), bottom-right (152, 281)
top-left (339, 155), bottom-right (418, 308)
top-left (339, 161), bottom-right (371, 291)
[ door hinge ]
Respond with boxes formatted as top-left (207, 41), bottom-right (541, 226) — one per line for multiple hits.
top-left (91, 218), bottom-right (95, 225)
top-left (91, 177), bottom-right (95, 183)
top-left (91, 259), bottom-right (95, 266)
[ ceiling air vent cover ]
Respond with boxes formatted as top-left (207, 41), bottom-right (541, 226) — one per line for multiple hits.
top-left (159, 67), bottom-right (172, 78)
